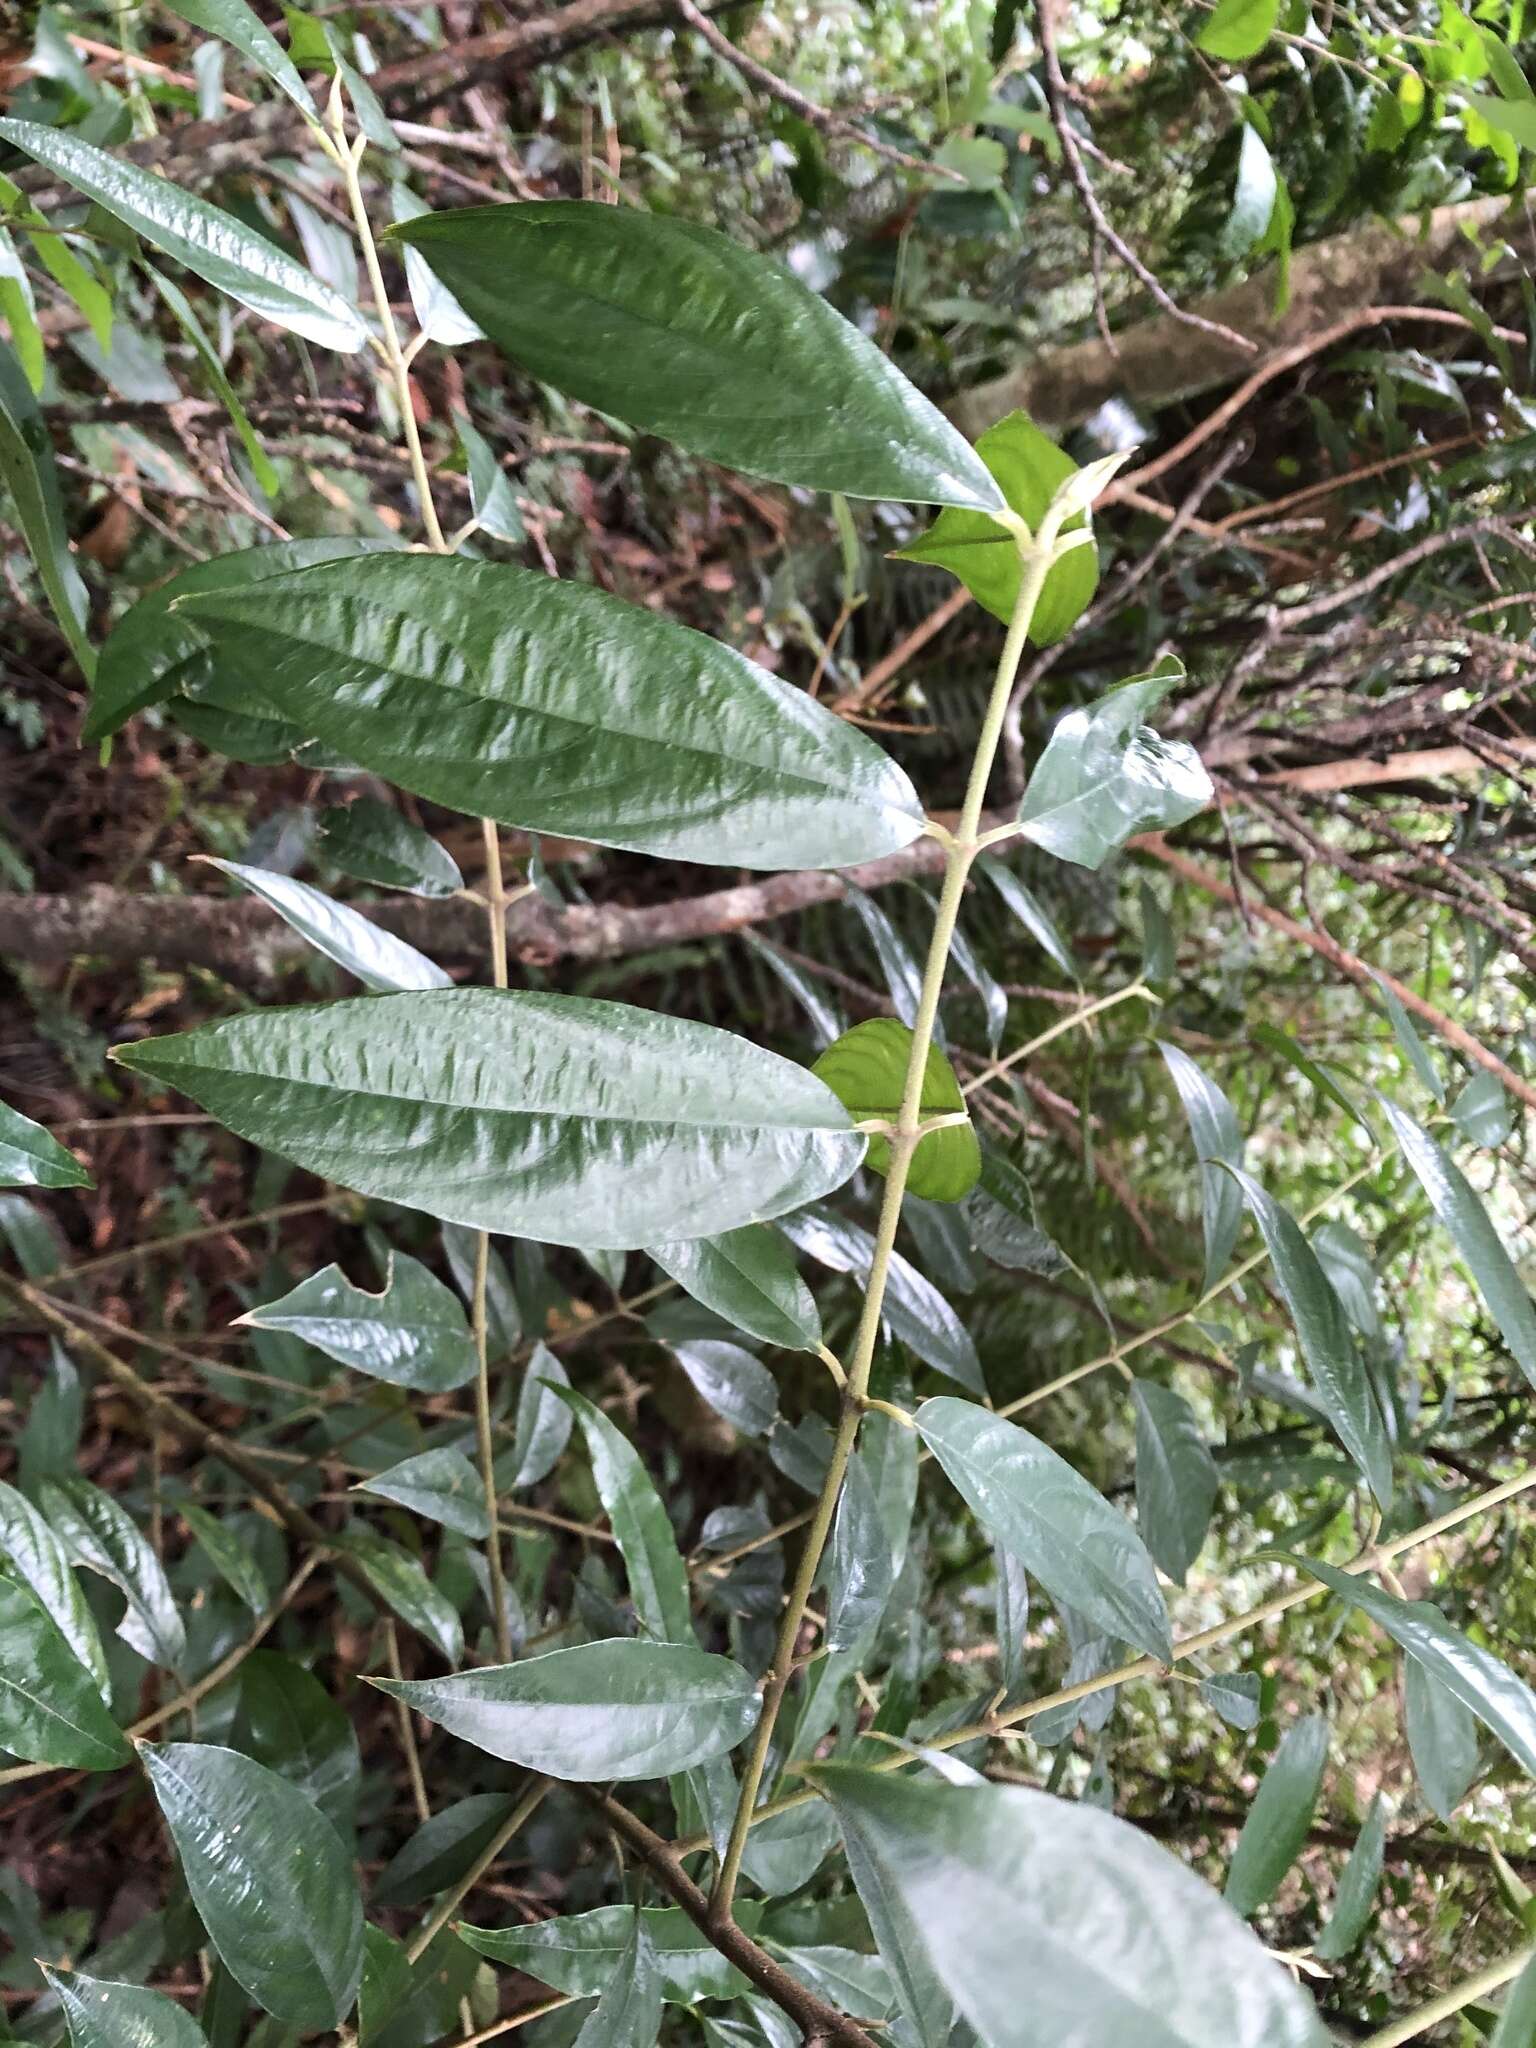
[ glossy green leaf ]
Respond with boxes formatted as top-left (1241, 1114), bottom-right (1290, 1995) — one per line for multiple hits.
top-left (0, 1478), bottom-right (108, 1693)
top-left (141, 1741), bottom-right (364, 2029)
top-left (232, 1650), bottom-right (361, 1835)
top-left (144, 267), bottom-right (279, 498)
top-left (978, 855), bottom-right (1077, 980)
top-left (319, 798), bottom-right (463, 899)
top-left (117, 989), bottom-right (863, 1250)
top-left (1451, 1068), bottom-right (1515, 1148)
top-left (915, 1396), bottom-right (1172, 1661)
top-left (671, 1339), bottom-right (779, 1437)
top-left (372, 1790), bottom-right (520, 1909)
top-left (0, 224), bottom-right (43, 392)
top-left (1314, 1793), bottom-right (1385, 1962)
top-left (651, 1226), bottom-right (820, 1351)
top-left (1227, 1169), bottom-right (1393, 1507)
top-left (1312, 1219), bottom-right (1380, 1342)
top-left (202, 860), bottom-right (450, 992)
top-left (239, 1254), bottom-right (479, 1391)
top-left (1252, 1023), bottom-right (1371, 1134)
top-left (179, 1502), bottom-right (269, 1614)
top-left (1374, 975), bottom-right (1444, 1103)
top-left (740, 930), bottom-right (844, 1047)
top-left (769, 1943), bottom-right (893, 2020)
top-left (893, 411), bottom-right (1097, 644)
top-left (1381, 1101), bottom-right (1536, 1392)
top-left (86, 538), bottom-right (392, 743)
top-left (1018, 664), bottom-right (1211, 870)
top-left (0, 330), bottom-right (96, 679)
top-left (813, 1019), bottom-right (980, 1202)
top-left (503, 1341), bottom-right (572, 1489)
top-left (0, 1100), bottom-right (89, 1189)
top-left (1491, 1947), bottom-right (1536, 2047)
top-left (570, 1913), bottom-right (660, 2048)
top-left (159, 0), bottom-right (310, 108)
top-left (1223, 1714), bottom-right (1329, 1917)
top-left (42, 1965), bottom-right (211, 2048)
top-left (0, 122), bottom-right (367, 353)
top-left (0, 1575), bottom-right (130, 1769)
top-left (781, 1207), bottom-right (982, 1392)
top-left (456, 408), bottom-right (524, 543)
top-left (357, 1927), bottom-right (414, 2045)
top-left (41, 1475), bottom-right (186, 1672)
top-left (811, 1766), bottom-right (1328, 2047)
top-left (1301, 1561), bottom-right (1536, 1780)
top-left (842, 887), bottom-right (923, 1026)
top-left (1403, 1654), bottom-right (1481, 1820)
top-left (1197, 0), bottom-right (1279, 60)
top-left (1469, 91), bottom-right (1536, 148)
top-left (1200, 1671), bottom-right (1262, 1731)
top-left (338, 1528), bottom-right (463, 1663)
top-left (354, 1448), bottom-right (489, 1538)
top-left (1158, 1042), bottom-right (1243, 1291)
top-left (553, 1386), bottom-right (692, 1642)
top-left (825, 1450), bottom-right (894, 1652)
top-left (174, 554), bottom-right (924, 871)
top-left (459, 1904), bottom-right (756, 2003)
top-left (0, 170), bottom-right (113, 350)
top-left (386, 200), bottom-right (1002, 511)
top-left (1132, 1381), bottom-right (1218, 1587)
top-left (369, 1638), bottom-right (760, 1779)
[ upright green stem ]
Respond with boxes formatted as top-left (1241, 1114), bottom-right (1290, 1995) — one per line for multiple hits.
top-left (333, 95), bottom-right (509, 1660)
top-left (710, 505), bottom-right (1069, 1925)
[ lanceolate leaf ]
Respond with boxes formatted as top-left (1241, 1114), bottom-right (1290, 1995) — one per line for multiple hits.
top-left (173, 554), bottom-right (925, 871)
top-left (1491, 1948), bottom-right (1536, 2047)
top-left (239, 1254), bottom-right (479, 1391)
top-left (782, 1207), bottom-right (982, 1393)
top-left (158, 0), bottom-right (310, 108)
top-left (1227, 1169), bottom-right (1394, 1508)
top-left (372, 1791), bottom-right (521, 1909)
top-left (670, 1340), bottom-right (779, 1437)
top-left (0, 331), bottom-right (96, 679)
top-left (892, 410), bottom-right (1097, 645)
top-left (1380, 1101), bottom-right (1536, 1392)
top-left (651, 1226), bottom-right (821, 1351)
top-left (144, 267), bottom-right (279, 498)
top-left (813, 1019), bottom-right (980, 1203)
top-left (1314, 1794), bottom-right (1386, 1962)
top-left (353, 1447), bottom-right (489, 1538)
top-left (0, 1479), bottom-right (108, 1693)
top-left (459, 1905), bottom-right (757, 2004)
top-left (369, 1639), bottom-right (761, 1779)
top-left (977, 855), bottom-right (1078, 981)
top-left (41, 1475), bottom-right (186, 1672)
top-left (42, 1966), bottom-right (212, 2048)
top-left (1403, 1655), bottom-right (1481, 1821)
top-left (571, 1915), bottom-right (661, 2048)
top-left (504, 1342), bottom-right (572, 1489)
top-left (385, 200), bottom-right (1003, 511)
top-left (0, 122), bottom-right (367, 353)
top-left (1373, 974), bottom-right (1445, 1103)
top-left (1158, 1042), bottom-right (1243, 1291)
top-left (811, 1767), bottom-right (1329, 2048)
top-left (0, 1100), bottom-right (89, 1189)
top-left (915, 1396), bottom-right (1172, 1662)
top-left (1300, 1561), bottom-right (1536, 1780)
top-left (116, 989), bottom-right (864, 1250)
top-left (1132, 1380), bottom-right (1218, 1587)
top-left (179, 1501), bottom-right (269, 1614)
top-left (1017, 664), bottom-right (1212, 869)
top-left (338, 1529), bottom-right (463, 1664)
top-left (86, 539), bottom-right (393, 743)
top-left (553, 1385), bottom-right (693, 1643)
top-left (824, 1450), bottom-right (895, 1652)
top-left (233, 1650), bottom-right (361, 1834)
top-left (201, 861), bottom-right (451, 992)
top-left (141, 1741), bottom-right (364, 2029)
top-left (0, 1575), bottom-right (130, 1770)
top-left (1223, 1714), bottom-right (1330, 1918)
top-left (318, 797), bottom-right (463, 899)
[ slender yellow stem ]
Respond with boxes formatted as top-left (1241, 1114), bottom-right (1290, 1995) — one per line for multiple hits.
top-left (1357, 1942), bottom-right (1533, 2046)
top-left (472, 1226), bottom-right (513, 1664)
top-left (709, 504), bottom-right (1071, 1925)
top-left (384, 1620), bottom-right (431, 1824)
top-left (406, 1779), bottom-right (551, 1963)
top-left (962, 979), bottom-right (1157, 1095)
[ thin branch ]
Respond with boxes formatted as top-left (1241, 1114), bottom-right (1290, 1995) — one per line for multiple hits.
top-left (1035, 1), bottom-right (1257, 356)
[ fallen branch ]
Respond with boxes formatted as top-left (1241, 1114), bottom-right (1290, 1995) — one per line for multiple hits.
top-left (1134, 835), bottom-right (1536, 1113)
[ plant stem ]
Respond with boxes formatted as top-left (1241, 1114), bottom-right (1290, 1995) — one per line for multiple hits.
top-left (405, 1779), bottom-right (550, 1963)
top-left (709, 505), bottom-right (1069, 1926)
top-left (336, 96), bottom-right (510, 1655)
top-left (1357, 1942), bottom-right (1533, 2047)
top-left (961, 977), bottom-right (1156, 1094)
